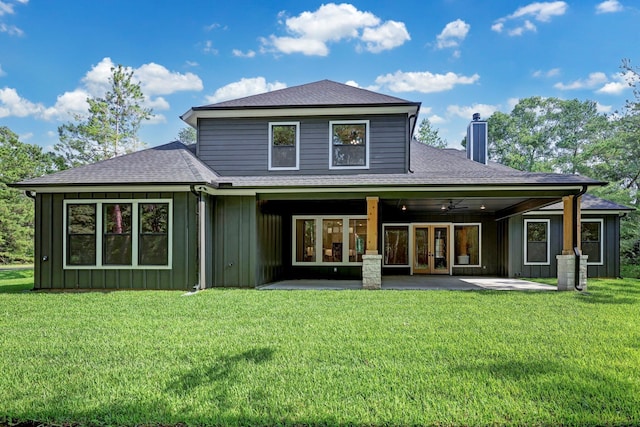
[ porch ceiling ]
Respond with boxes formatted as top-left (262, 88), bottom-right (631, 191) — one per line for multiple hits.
top-left (381, 196), bottom-right (560, 217)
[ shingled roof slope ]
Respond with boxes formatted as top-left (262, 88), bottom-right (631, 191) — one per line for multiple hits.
top-left (540, 193), bottom-right (633, 211)
top-left (12, 141), bottom-right (218, 187)
top-left (193, 79), bottom-right (418, 110)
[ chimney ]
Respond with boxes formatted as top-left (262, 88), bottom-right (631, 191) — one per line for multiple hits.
top-left (466, 113), bottom-right (488, 164)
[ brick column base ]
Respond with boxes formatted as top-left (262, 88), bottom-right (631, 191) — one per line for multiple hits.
top-left (556, 254), bottom-right (588, 291)
top-left (362, 254), bottom-right (382, 290)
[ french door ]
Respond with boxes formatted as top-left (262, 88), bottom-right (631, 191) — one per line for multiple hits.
top-left (413, 225), bottom-right (450, 275)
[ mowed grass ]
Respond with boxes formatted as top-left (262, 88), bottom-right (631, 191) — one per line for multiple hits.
top-left (1, 271), bottom-right (639, 426)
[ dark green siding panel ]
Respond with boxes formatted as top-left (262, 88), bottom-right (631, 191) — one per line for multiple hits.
top-left (33, 191), bottom-right (197, 290)
top-left (256, 200), bottom-right (283, 285)
top-left (213, 196), bottom-right (257, 287)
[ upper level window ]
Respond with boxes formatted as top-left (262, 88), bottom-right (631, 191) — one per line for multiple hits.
top-left (64, 199), bottom-right (172, 269)
top-left (329, 120), bottom-right (369, 169)
top-left (581, 219), bottom-right (603, 265)
top-left (269, 122), bottom-right (299, 170)
top-left (524, 219), bottom-right (550, 265)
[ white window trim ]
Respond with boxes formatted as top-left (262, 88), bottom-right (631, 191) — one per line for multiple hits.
top-left (453, 223), bottom-right (482, 267)
top-left (382, 223), bottom-right (411, 267)
top-left (329, 120), bottom-right (370, 170)
top-left (581, 218), bottom-right (604, 266)
top-left (268, 121), bottom-right (300, 171)
top-left (524, 218), bottom-right (550, 266)
top-left (63, 199), bottom-right (173, 270)
top-left (292, 215), bottom-right (367, 266)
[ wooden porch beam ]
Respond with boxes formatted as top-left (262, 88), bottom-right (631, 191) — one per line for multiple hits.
top-left (366, 196), bottom-right (379, 255)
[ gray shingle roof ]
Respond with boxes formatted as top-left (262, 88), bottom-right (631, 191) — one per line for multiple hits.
top-left (13, 138), bottom-right (605, 190)
top-left (193, 80), bottom-right (418, 110)
top-left (12, 141), bottom-right (219, 188)
top-left (540, 193), bottom-right (633, 211)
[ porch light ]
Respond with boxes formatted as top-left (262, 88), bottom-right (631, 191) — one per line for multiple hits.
top-left (441, 205), bottom-right (447, 211)
top-left (480, 204), bottom-right (486, 210)
top-left (401, 205), bottom-right (407, 211)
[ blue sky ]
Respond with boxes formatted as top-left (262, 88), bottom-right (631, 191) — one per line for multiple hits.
top-left (1, 0), bottom-right (638, 150)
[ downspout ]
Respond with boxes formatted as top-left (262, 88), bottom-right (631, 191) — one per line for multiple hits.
top-left (408, 114), bottom-right (416, 173)
top-left (573, 185), bottom-right (588, 291)
top-left (24, 190), bottom-right (36, 200)
top-left (190, 185), bottom-right (207, 291)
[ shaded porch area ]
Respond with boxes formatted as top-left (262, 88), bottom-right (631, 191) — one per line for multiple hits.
top-left (259, 275), bottom-right (555, 291)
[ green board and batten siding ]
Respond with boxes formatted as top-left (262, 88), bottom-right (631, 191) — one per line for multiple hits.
top-left (33, 192), bottom-right (198, 290)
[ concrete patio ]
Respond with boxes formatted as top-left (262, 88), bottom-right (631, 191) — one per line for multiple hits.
top-left (258, 275), bottom-right (556, 291)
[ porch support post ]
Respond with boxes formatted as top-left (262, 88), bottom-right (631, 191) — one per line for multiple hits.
top-left (362, 196), bottom-right (382, 289)
top-left (557, 195), bottom-right (587, 291)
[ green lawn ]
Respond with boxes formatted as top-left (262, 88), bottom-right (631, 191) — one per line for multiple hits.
top-left (1, 270), bottom-right (639, 427)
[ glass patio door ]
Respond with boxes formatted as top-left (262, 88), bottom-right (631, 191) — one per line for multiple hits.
top-left (413, 225), bottom-right (450, 275)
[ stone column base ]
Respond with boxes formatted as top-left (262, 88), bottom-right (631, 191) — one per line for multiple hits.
top-left (362, 254), bottom-right (382, 290)
top-left (556, 254), bottom-right (588, 291)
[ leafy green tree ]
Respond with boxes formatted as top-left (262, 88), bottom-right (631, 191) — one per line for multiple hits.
top-left (56, 64), bottom-right (152, 167)
top-left (415, 118), bottom-right (447, 148)
top-left (0, 127), bottom-right (62, 263)
top-left (177, 127), bottom-right (196, 144)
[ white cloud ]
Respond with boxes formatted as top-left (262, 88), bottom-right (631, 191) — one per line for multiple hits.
top-left (508, 20), bottom-right (537, 36)
top-left (203, 40), bottom-right (218, 55)
top-left (0, 0), bottom-right (27, 36)
top-left (595, 102), bottom-right (612, 113)
top-left (0, 1), bottom-right (15, 16)
top-left (205, 77), bottom-right (287, 103)
top-left (135, 62), bottom-right (203, 96)
top-left (232, 49), bottom-right (256, 58)
top-left (345, 80), bottom-right (360, 87)
top-left (185, 60), bottom-right (199, 67)
top-left (596, 72), bottom-right (635, 94)
top-left (261, 3), bottom-right (409, 56)
top-left (360, 20), bottom-right (410, 53)
top-left (596, 0), bottom-right (623, 13)
top-left (533, 68), bottom-right (561, 78)
top-left (436, 19), bottom-right (470, 49)
top-left (554, 72), bottom-right (608, 90)
top-left (4, 57), bottom-right (203, 122)
top-left (429, 114), bottom-right (446, 124)
top-left (507, 98), bottom-right (520, 111)
top-left (0, 22), bottom-right (23, 36)
top-left (375, 70), bottom-right (480, 93)
top-left (0, 64), bottom-right (5, 77)
top-left (447, 104), bottom-right (499, 120)
top-left (0, 87), bottom-right (44, 118)
top-left (493, 1), bottom-right (567, 36)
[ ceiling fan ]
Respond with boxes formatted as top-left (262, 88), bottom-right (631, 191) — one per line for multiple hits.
top-left (441, 199), bottom-right (468, 212)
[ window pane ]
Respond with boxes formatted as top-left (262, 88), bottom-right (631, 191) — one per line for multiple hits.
top-left (295, 219), bottom-right (316, 263)
top-left (454, 225), bottom-right (479, 265)
top-left (323, 219), bottom-right (343, 262)
top-left (526, 221), bottom-right (548, 263)
top-left (581, 222), bottom-right (601, 263)
top-left (139, 203), bottom-right (169, 266)
top-left (349, 219), bottom-right (367, 262)
top-left (67, 204), bottom-right (96, 266)
top-left (271, 124), bottom-right (297, 168)
top-left (332, 123), bottom-right (366, 167)
top-left (103, 203), bottom-right (132, 265)
top-left (384, 226), bottom-right (409, 265)
top-left (68, 235), bottom-right (96, 266)
top-left (139, 235), bottom-right (168, 265)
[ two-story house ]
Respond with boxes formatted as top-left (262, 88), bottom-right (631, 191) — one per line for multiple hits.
top-left (12, 80), bottom-right (629, 291)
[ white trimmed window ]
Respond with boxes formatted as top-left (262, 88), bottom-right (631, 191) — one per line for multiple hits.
top-left (269, 122), bottom-right (300, 170)
top-left (329, 120), bottom-right (369, 169)
top-left (581, 219), bottom-right (603, 265)
top-left (524, 219), bottom-right (550, 265)
top-left (293, 215), bottom-right (367, 265)
top-left (64, 199), bottom-right (172, 269)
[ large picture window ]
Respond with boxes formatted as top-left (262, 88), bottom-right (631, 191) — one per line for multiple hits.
top-left (64, 199), bottom-right (172, 269)
top-left (269, 122), bottom-right (299, 170)
top-left (454, 224), bottom-right (481, 266)
top-left (524, 219), bottom-right (550, 265)
top-left (329, 120), bottom-right (369, 169)
top-left (292, 216), bottom-right (367, 265)
top-left (581, 219), bottom-right (603, 265)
